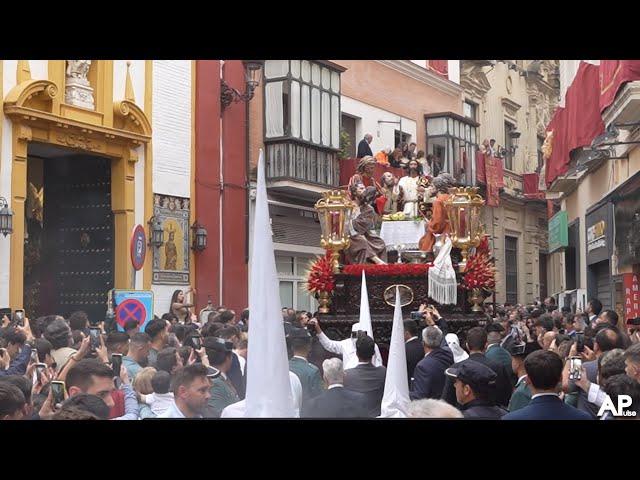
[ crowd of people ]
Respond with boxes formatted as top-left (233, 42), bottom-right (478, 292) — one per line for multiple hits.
top-left (1, 289), bottom-right (639, 420)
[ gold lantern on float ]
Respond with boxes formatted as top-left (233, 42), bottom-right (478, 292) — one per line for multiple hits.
top-left (444, 186), bottom-right (485, 272)
top-left (315, 190), bottom-right (355, 273)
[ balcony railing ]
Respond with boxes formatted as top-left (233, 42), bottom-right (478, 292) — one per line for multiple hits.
top-left (265, 140), bottom-right (340, 188)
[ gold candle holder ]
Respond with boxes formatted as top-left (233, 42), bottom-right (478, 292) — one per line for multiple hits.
top-left (315, 190), bottom-right (355, 273)
top-left (444, 187), bottom-right (486, 272)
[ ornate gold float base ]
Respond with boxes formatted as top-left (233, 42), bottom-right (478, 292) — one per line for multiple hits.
top-left (317, 291), bottom-right (331, 314)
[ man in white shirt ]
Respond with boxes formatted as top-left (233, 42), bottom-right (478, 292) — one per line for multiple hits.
top-left (308, 320), bottom-right (382, 370)
top-left (158, 364), bottom-right (211, 419)
top-left (220, 372), bottom-right (303, 418)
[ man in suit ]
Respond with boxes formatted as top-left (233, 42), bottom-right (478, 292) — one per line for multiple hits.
top-left (357, 133), bottom-right (374, 158)
top-left (288, 329), bottom-right (324, 405)
top-left (485, 328), bottom-right (513, 372)
top-left (507, 341), bottom-right (531, 412)
top-left (302, 358), bottom-right (368, 418)
top-left (445, 360), bottom-right (508, 419)
top-left (203, 337), bottom-right (240, 418)
top-left (502, 350), bottom-right (592, 420)
top-left (344, 335), bottom-right (387, 417)
top-left (404, 320), bottom-right (424, 388)
top-left (410, 326), bottom-right (454, 400)
top-left (442, 327), bottom-right (513, 409)
top-left (575, 326), bottom-right (623, 418)
top-left (586, 298), bottom-right (602, 327)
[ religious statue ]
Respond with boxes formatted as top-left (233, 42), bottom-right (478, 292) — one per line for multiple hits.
top-left (419, 173), bottom-right (456, 252)
top-left (375, 172), bottom-right (404, 215)
top-left (65, 60), bottom-right (95, 109)
top-left (397, 159), bottom-right (425, 218)
top-left (345, 184), bottom-right (387, 265)
top-left (348, 156), bottom-right (382, 198)
top-left (66, 60), bottom-right (91, 83)
top-left (164, 225), bottom-right (178, 270)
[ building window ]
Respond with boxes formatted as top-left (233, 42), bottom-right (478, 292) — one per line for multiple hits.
top-left (395, 130), bottom-right (411, 149)
top-left (505, 236), bottom-right (519, 305)
top-left (276, 255), bottom-right (318, 312)
top-left (264, 60), bottom-right (341, 150)
top-left (341, 114), bottom-right (357, 158)
top-left (504, 121), bottom-right (515, 171)
top-left (463, 100), bottom-right (477, 122)
top-left (426, 113), bottom-right (478, 185)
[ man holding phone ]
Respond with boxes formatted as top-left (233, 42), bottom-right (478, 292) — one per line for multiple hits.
top-left (0, 328), bottom-right (32, 377)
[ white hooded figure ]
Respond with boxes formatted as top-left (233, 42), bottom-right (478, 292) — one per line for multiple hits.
top-left (445, 333), bottom-right (469, 364)
top-left (317, 322), bottom-right (383, 371)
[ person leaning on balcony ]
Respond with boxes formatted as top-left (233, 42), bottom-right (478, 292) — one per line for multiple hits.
top-left (375, 147), bottom-right (392, 166)
top-left (418, 173), bottom-right (455, 253)
top-left (357, 133), bottom-right (374, 158)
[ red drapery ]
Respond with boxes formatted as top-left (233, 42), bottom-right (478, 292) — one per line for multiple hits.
top-left (599, 60), bottom-right (640, 113)
top-left (545, 62), bottom-right (604, 187)
top-left (338, 158), bottom-right (406, 189)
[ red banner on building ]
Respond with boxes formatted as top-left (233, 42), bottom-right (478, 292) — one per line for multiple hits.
top-left (484, 156), bottom-right (503, 207)
top-left (476, 151), bottom-right (486, 184)
top-left (600, 60), bottom-right (640, 113)
top-left (624, 273), bottom-right (640, 320)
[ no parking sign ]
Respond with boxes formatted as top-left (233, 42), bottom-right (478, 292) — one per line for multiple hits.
top-left (114, 290), bottom-right (154, 332)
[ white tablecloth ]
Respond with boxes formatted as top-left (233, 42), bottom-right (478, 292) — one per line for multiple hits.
top-left (379, 220), bottom-right (426, 250)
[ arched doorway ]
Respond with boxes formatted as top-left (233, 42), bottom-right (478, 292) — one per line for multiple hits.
top-left (3, 66), bottom-right (151, 312)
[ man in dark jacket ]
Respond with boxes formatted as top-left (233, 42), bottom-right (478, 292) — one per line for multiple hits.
top-left (410, 326), bottom-right (454, 400)
top-left (441, 326), bottom-right (513, 408)
top-left (302, 358), bottom-right (368, 418)
top-left (356, 133), bottom-right (374, 158)
top-left (445, 360), bottom-right (507, 419)
top-left (503, 350), bottom-right (592, 420)
top-left (288, 329), bottom-right (324, 405)
top-left (344, 335), bottom-right (386, 417)
top-left (404, 320), bottom-right (424, 387)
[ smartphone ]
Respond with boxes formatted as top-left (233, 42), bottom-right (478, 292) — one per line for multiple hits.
top-left (111, 353), bottom-right (123, 378)
top-left (569, 356), bottom-right (582, 381)
top-left (191, 336), bottom-right (202, 350)
top-left (89, 327), bottom-right (102, 350)
top-left (51, 380), bottom-right (65, 406)
top-left (31, 348), bottom-right (39, 364)
top-left (410, 311), bottom-right (423, 320)
top-left (576, 332), bottom-right (585, 353)
top-left (33, 362), bottom-right (47, 385)
top-left (14, 309), bottom-right (25, 326)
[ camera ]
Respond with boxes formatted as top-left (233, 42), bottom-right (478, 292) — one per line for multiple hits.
top-left (569, 356), bottom-right (582, 381)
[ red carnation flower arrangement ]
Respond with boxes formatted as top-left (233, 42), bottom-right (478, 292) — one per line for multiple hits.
top-left (462, 250), bottom-right (496, 291)
top-left (306, 252), bottom-right (336, 294)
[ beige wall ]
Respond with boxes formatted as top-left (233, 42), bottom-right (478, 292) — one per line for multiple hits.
top-left (463, 61), bottom-right (558, 304)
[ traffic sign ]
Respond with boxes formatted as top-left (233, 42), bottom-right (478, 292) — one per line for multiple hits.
top-left (114, 290), bottom-right (154, 332)
top-left (130, 224), bottom-right (146, 271)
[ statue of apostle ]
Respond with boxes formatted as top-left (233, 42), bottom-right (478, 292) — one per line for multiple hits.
top-left (345, 184), bottom-right (387, 265)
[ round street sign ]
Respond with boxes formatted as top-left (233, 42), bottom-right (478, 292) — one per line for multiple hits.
top-left (116, 298), bottom-right (146, 328)
top-left (130, 224), bottom-right (146, 271)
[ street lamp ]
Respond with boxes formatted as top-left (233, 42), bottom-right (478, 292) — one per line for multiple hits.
top-left (0, 197), bottom-right (13, 237)
top-left (191, 221), bottom-right (208, 251)
top-left (147, 216), bottom-right (164, 247)
top-left (221, 60), bottom-right (264, 110)
top-left (315, 190), bottom-right (355, 273)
